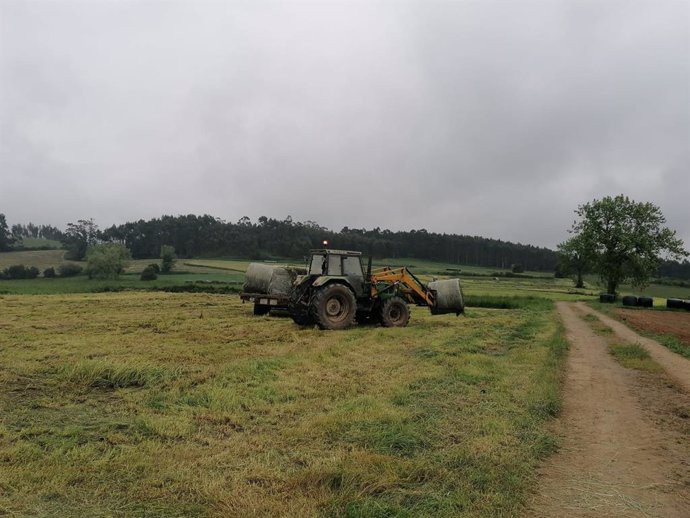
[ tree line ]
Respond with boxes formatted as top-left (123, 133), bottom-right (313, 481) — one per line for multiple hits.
top-left (94, 214), bottom-right (559, 271)
top-left (9, 222), bottom-right (65, 241)
top-left (2, 210), bottom-right (689, 279)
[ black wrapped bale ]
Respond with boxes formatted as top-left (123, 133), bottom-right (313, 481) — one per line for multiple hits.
top-left (599, 293), bottom-right (616, 303)
top-left (667, 298), bottom-right (684, 309)
top-left (637, 296), bottom-right (653, 308)
top-left (622, 295), bottom-right (638, 306)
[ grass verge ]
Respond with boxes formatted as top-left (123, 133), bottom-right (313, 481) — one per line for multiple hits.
top-left (608, 343), bottom-right (663, 373)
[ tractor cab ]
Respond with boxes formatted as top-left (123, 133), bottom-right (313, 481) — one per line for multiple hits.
top-left (308, 249), bottom-right (364, 278)
top-left (305, 249), bottom-right (367, 299)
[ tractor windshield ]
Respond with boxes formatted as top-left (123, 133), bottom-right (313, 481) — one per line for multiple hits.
top-left (309, 254), bottom-right (326, 275)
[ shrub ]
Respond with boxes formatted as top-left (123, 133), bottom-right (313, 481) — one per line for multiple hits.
top-left (58, 263), bottom-right (84, 277)
top-left (140, 265), bottom-right (158, 281)
top-left (511, 263), bottom-right (525, 273)
top-left (148, 263), bottom-right (161, 274)
top-left (43, 267), bottom-right (56, 278)
top-left (2, 264), bottom-right (39, 280)
top-left (85, 243), bottom-right (131, 280)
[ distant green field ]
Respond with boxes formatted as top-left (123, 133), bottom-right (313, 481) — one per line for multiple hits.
top-left (0, 251), bottom-right (687, 300)
top-left (0, 249), bottom-right (66, 271)
top-left (375, 257), bottom-right (554, 278)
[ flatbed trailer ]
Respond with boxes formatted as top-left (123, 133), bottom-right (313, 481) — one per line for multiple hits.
top-left (239, 292), bottom-right (290, 315)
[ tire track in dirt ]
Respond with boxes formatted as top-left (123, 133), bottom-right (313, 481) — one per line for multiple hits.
top-left (577, 302), bottom-right (690, 393)
top-left (526, 302), bottom-right (690, 518)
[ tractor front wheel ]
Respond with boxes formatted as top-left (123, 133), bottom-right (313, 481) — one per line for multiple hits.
top-left (311, 283), bottom-right (357, 330)
top-left (380, 297), bottom-right (410, 327)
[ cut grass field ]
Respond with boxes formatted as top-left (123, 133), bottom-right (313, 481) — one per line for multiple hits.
top-left (0, 249), bottom-right (66, 271)
top-left (0, 293), bottom-right (566, 517)
top-left (2, 250), bottom-right (687, 302)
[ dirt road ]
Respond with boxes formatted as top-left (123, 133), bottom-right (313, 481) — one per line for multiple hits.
top-left (527, 302), bottom-right (690, 517)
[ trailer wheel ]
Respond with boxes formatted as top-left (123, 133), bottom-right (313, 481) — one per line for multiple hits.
top-left (311, 283), bottom-right (356, 330)
top-left (253, 304), bottom-right (270, 316)
top-left (380, 297), bottom-right (410, 328)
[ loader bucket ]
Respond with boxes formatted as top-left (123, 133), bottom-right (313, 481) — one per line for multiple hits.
top-left (428, 278), bottom-right (465, 316)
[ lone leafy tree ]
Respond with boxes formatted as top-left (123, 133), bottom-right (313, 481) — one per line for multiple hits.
top-left (557, 233), bottom-right (594, 288)
top-left (567, 195), bottom-right (687, 294)
top-left (62, 219), bottom-right (99, 261)
top-left (160, 245), bottom-right (177, 273)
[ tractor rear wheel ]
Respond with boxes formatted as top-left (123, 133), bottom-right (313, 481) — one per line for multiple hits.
top-left (311, 283), bottom-right (356, 330)
top-left (380, 297), bottom-right (410, 327)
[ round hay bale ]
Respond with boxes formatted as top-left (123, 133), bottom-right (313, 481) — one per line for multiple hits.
top-left (243, 263), bottom-right (279, 293)
top-left (599, 293), bottom-right (616, 303)
top-left (429, 278), bottom-right (465, 315)
top-left (637, 296), bottom-right (653, 308)
top-left (666, 298), bottom-right (684, 310)
top-left (267, 268), bottom-right (293, 295)
top-left (622, 295), bottom-right (638, 307)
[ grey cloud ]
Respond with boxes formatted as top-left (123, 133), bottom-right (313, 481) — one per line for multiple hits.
top-left (1, 0), bottom-right (688, 249)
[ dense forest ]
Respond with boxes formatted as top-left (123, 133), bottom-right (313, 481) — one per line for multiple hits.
top-left (96, 214), bottom-right (559, 271)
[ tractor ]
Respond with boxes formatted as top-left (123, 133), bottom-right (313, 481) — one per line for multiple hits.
top-left (283, 249), bottom-right (465, 329)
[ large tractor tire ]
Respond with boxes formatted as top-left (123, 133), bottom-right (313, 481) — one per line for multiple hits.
top-left (310, 283), bottom-right (357, 330)
top-left (380, 297), bottom-right (411, 328)
top-left (289, 295), bottom-right (313, 326)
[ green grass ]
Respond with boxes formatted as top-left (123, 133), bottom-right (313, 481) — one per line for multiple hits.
top-left (58, 361), bottom-right (182, 389)
top-left (0, 272), bottom-right (244, 295)
top-left (579, 313), bottom-right (614, 335)
top-left (648, 334), bottom-right (690, 360)
top-left (0, 292), bottom-right (567, 517)
top-left (608, 343), bottom-right (663, 373)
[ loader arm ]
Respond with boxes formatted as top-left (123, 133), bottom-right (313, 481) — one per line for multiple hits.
top-left (369, 267), bottom-right (435, 307)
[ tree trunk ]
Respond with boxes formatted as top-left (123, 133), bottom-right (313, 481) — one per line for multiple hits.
top-left (576, 270), bottom-right (584, 288)
top-left (607, 279), bottom-right (618, 295)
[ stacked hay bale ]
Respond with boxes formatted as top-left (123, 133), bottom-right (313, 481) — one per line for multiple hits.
top-left (243, 263), bottom-right (306, 295)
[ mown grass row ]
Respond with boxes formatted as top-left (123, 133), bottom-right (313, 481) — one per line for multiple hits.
top-left (0, 293), bottom-right (567, 517)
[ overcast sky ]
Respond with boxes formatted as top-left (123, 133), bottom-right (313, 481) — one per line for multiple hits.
top-left (1, 0), bottom-right (688, 249)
